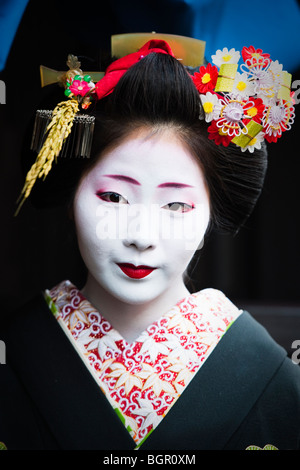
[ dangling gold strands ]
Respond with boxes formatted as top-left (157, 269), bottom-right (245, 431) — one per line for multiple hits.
top-left (15, 98), bottom-right (79, 215)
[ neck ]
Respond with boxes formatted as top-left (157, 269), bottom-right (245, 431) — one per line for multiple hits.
top-left (81, 273), bottom-right (190, 343)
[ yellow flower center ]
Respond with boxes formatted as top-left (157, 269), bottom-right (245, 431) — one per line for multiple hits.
top-left (203, 102), bottom-right (214, 113)
top-left (247, 107), bottom-right (258, 117)
top-left (251, 52), bottom-right (263, 60)
top-left (222, 54), bottom-right (232, 62)
top-left (218, 128), bottom-right (227, 136)
top-left (201, 73), bottom-right (211, 84)
top-left (236, 81), bottom-right (247, 91)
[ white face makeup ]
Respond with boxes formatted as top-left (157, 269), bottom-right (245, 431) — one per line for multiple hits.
top-left (73, 128), bottom-right (210, 306)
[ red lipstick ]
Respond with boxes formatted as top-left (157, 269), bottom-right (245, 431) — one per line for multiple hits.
top-left (117, 263), bottom-right (156, 279)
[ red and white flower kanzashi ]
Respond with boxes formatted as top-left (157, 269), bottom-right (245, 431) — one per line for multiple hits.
top-left (194, 45), bottom-right (295, 152)
top-left (262, 100), bottom-right (295, 143)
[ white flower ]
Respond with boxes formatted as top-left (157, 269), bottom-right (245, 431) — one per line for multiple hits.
top-left (200, 92), bottom-right (221, 122)
top-left (172, 368), bottom-right (194, 393)
top-left (68, 309), bottom-right (88, 330)
top-left (86, 329), bottom-right (120, 359)
top-left (138, 336), bottom-right (170, 362)
top-left (240, 131), bottom-right (265, 153)
top-left (268, 60), bottom-right (283, 82)
top-left (167, 313), bottom-right (198, 335)
top-left (142, 373), bottom-right (175, 396)
top-left (211, 47), bottom-right (240, 67)
top-left (262, 100), bottom-right (295, 138)
top-left (240, 59), bottom-right (282, 105)
top-left (254, 69), bottom-right (279, 104)
top-left (216, 94), bottom-right (252, 137)
top-left (231, 72), bottom-right (255, 99)
top-left (107, 362), bottom-right (143, 395)
top-left (138, 332), bottom-right (182, 362)
top-left (76, 326), bottom-right (95, 349)
top-left (131, 398), bottom-right (161, 431)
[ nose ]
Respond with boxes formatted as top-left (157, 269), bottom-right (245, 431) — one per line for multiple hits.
top-left (122, 204), bottom-right (158, 251)
top-left (123, 238), bottom-right (156, 251)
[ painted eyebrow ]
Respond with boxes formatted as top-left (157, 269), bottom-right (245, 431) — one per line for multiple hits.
top-left (102, 174), bottom-right (141, 185)
top-left (102, 175), bottom-right (194, 189)
top-left (157, 182), bottom-right (195, 189)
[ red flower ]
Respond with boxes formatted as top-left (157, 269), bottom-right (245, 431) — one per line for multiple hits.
top-left (192, 63), bottom-right (219, 93)
top-left (207, 120), bottom-right (233, 147)
top-left (243, 97), bottom-right (265, 123)
top-left (264, 132), bottom-right (281, 143)
top-left (241, 46), bottom-right (270, 67)
top-left (69, 79), bottom-right (91, 97)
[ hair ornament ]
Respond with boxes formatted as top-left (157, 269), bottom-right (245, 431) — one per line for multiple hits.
top-left (193, 45), bottom-right (295, 152)
top-left (15, 35), bottom-right (296, 216)
top-left (16, 34), bottom-right (202, 215)
top-left (15, 55), bottom-right (99, 215)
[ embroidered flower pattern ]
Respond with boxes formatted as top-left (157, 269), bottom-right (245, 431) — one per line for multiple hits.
top-left (196, 45), bottom-right (295, 151)
top-left (45, 281), bottom-right (241, 448)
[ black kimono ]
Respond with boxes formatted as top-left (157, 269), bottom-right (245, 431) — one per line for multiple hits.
top-left (0, 284), bottom-right (300, 451)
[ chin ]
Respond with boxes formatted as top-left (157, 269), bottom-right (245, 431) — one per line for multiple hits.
top-left (116, 288), bottom-right (164, 306)
top-left (103, 280), bottom-right (166, 306)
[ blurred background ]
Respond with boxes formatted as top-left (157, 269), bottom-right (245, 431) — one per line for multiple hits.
top-left (0, 0), bottom-right (299, 357)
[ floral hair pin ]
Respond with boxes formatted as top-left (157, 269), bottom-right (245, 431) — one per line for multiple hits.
top-left (193, 46), bottom-right (295, 152)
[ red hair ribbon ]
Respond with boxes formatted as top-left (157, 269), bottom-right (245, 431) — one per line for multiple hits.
top-left (95, 39), bottom-right (175, 100)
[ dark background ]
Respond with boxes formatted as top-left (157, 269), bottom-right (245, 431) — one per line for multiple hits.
top-left (0, 0), bottom-right (299, 356)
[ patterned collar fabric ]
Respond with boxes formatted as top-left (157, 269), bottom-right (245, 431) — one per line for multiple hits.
top-left (45, 280), bottom-right (241, 449)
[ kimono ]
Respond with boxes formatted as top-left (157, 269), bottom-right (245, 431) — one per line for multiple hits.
top-left (0, 280), bottom-right (299, 451)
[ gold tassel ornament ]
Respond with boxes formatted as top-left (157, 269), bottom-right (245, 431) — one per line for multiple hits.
top-left (15, 52), bottom-right (99, 215)
top-left (15, 98), bottom-right (79, 215)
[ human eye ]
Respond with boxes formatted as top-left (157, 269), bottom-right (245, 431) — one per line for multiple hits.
top-left (162, 202), bottom-right (195, 213)
top-left (96, 191), bottom-right (128, 204)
